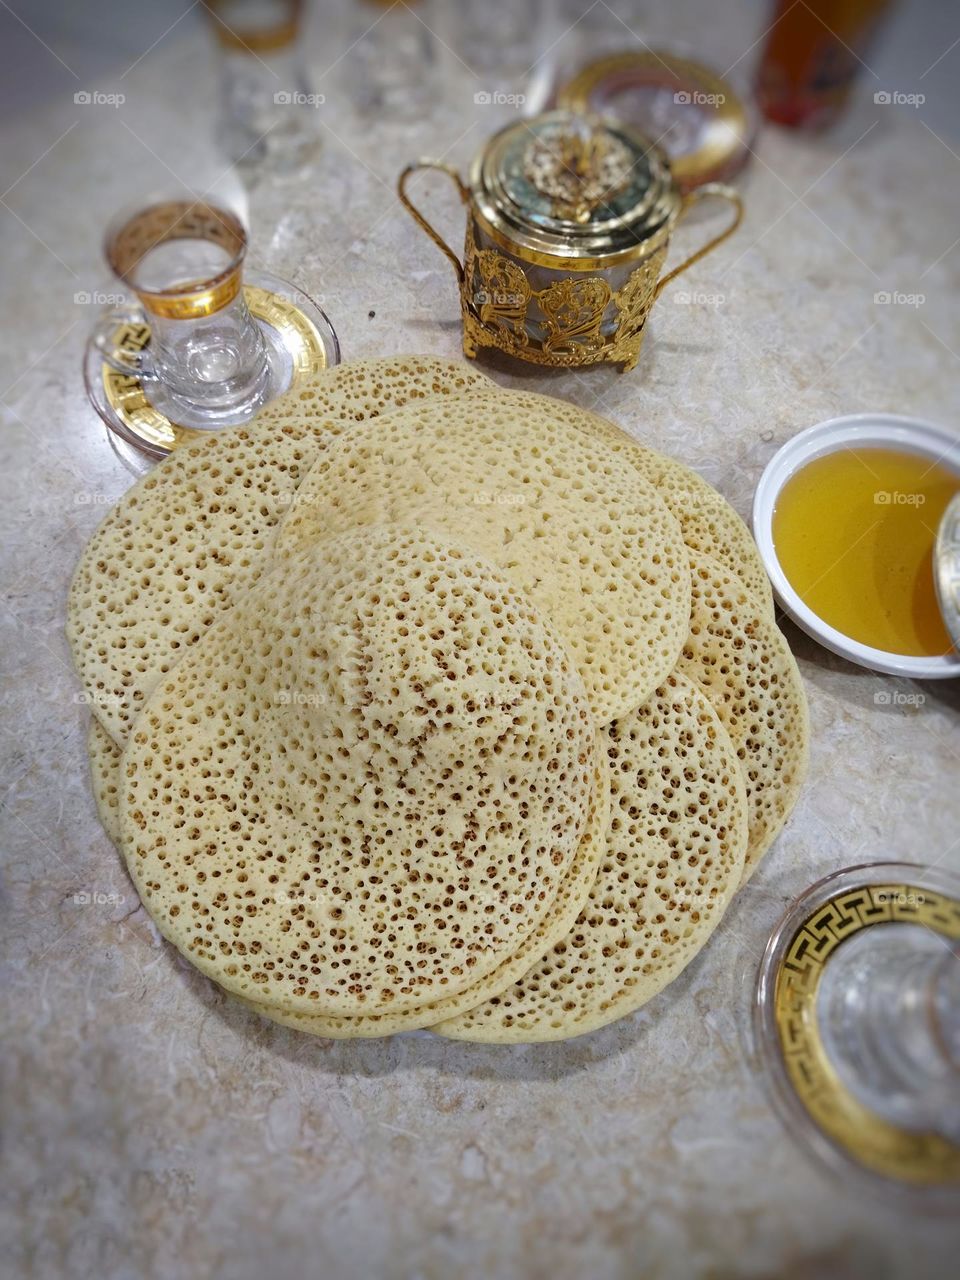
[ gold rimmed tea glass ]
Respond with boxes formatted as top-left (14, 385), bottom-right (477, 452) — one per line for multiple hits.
top-left (93, 199), bottom-right (271, 429)
top-left (207, 0), bottom-right (322, 174)
top-left (755, 862), bottom-right (960, 1207)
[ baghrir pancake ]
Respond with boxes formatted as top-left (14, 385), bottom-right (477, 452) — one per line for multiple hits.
top-left (118, 527), bottom-right (597, 1017)
top-left (273, 391), bottom-right (691, 725)
top-left (676, 552), bottom-right (808, 879)
top-left (67, 357), bottom-right (493, 745)
top-left (73, 356), bottom-right (806, 1041)
top-left (434, 673), bottom-right (749, 1042)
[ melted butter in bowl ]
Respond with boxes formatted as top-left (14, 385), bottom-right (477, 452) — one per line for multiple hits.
top-left (753, 414), bottom-right (960, 678)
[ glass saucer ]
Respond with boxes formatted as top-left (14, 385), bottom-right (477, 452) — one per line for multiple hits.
top-left (84, 270), bottom-right (339, 460)
top-left (755, 862), bottom-right (960, 1210)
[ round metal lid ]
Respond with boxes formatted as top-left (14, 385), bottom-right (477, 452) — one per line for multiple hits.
top-left (469, 109), bottom-right (680, 264)
top-left (935, 492), bottom-right (960, 653)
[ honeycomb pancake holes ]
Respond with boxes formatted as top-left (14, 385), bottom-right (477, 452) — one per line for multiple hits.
top-left (91, 713), bottom-right (611, 1039)
top-left (118, 526), bottom-right (597, 1019)
top-left (274, 390), bottom-right (692, 726)
top-left (528, 390), bottom-right (775, 619)
top-left (675, 551), bottom-right (809, 879)
top-left (66, 356), bottom-right (493, 746)
top-left (433, 672), bottom-right (749, 1044)
top-left (233, 749), bottom-right (609, 1038)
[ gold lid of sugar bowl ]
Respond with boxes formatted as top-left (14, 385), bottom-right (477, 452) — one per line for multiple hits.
top-left (398, 109), bottom-right (742, 372)
top-left (471, 110), bottom-right (681, 269)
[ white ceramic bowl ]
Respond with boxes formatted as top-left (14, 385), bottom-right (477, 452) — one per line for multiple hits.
top-left (752, 413), bottom-right (960, 679)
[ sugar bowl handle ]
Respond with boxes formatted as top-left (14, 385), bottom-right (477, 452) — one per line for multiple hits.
top-left (654, 184), bottom-right (744, 299)
top-left (398, 161), bottom-right (469, 285)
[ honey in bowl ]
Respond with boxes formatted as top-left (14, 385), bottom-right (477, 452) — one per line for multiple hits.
top-left (772, 447), bottom-right (959, 657)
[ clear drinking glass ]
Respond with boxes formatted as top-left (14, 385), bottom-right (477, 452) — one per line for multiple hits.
top-left (755, 862), bottom-right (960, 1205)
top-left (93, 199), bottom-right (271, 429)
top-left (208, 0), bottom-right (321, 174)
top-left (441, 0), bottom-right (543, 84)
top-left (343, 0), bottom-right (437, 120)
top-left (817, 922), bottom-right (960, 1142)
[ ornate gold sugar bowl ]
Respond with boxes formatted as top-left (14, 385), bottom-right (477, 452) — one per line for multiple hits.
top-left (398, 110), bottom-right (743, 372)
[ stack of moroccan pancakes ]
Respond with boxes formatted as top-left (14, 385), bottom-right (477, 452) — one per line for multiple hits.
top-left (69, 356), bottom-right (808, 1042)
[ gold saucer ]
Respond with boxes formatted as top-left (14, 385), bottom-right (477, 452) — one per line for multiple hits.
top-left (758, 868), bottom-right (960, 1191)
top-left (85, 276), bottom-right (338, 459)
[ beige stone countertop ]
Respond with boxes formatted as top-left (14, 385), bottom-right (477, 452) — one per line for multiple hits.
top-left (2, 5), bottom-right (960, 1278)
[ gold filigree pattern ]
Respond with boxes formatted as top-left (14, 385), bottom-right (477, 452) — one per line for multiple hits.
top-left (475, 249), bottom-right (532, 345)
top-left (106, 200), bottom-right (247, 320)
top-left (612, 248), bottom-right (667, 349)
top-left (397, 150), bottom-right (743, 374)
top-left (522, 120), bottom-right (633, 223)
top-left (396, 126), bottom-right (742, 373)
top-left (539, 278), bottom-right (611, 355)
top-left (461, 225), bottom-right (661, 371)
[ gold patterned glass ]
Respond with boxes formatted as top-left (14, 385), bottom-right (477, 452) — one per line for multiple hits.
top-left (93, 200), bottom-right (271, 429)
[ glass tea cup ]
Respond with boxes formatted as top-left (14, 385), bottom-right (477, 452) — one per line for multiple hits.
top-left (207, 0), bottom-right (321, 174)
top-left (755, 861), bottom-right (960, 1204)
top-left (93, 199), bottom-right (271, 429)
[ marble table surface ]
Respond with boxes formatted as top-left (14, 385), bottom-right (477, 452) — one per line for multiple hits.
top-left (2, 4), bottom-right (960, 1278)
